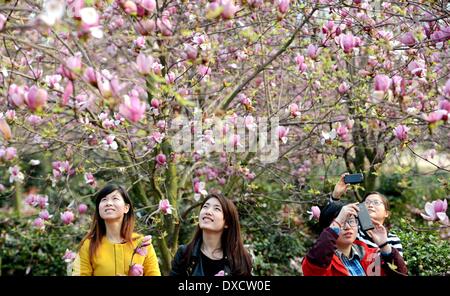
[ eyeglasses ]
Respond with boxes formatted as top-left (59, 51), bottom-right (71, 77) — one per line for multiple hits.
top-left (364, 200), bottom-right (383, 207)
top-left (344, 218), bottom-right (358, 227)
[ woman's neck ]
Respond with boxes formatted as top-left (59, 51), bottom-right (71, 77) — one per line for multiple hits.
top-left (202, 231), bottom-right (223, 256)
top-left (105, 220), bottom-right (124, 243)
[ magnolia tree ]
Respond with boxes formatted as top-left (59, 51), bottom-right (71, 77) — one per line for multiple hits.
top-left (1, 0), bottom-right (450, 274)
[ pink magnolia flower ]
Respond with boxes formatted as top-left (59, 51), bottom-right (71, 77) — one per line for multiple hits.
top-left (129, 263), bottom-right (144, 276)
top-left (37, 195), bottom-right (49, 209)
top-left (39, 210), bottom-right (51, 220)
top-left (150, 98), bottom-right (160, 109)
top-left (159, 199), bottom-right (173, 215)
top-left (408, 59), bottom-right (426, 77)
top-left (33, 217), bottom-right (45, 230)
top-left (4, 147), bottom-right (17, 161)
top-left (155, 153), bottom-right (167, 166)
top-left (84, 172), bottom-right (97, 187)
top-left (8, 84), bottom-right (27, 108)
top-left (60, 54), bottom-right (82, 80)
top-left (423, 110), bottom-right (447, 124)
top-left (135, 247), bottom-right (148, 256)
top-left (5, 110), bottom-right (16, 121)
top-left (62, 249), bottom-right (76, 263)
top-left (392, 75), bottom-right (405, 97)
top-left (374, 74), bottom-right (391, 92)
top-left (336, 123), bottom-right (349, 141)
top-left (421, 199), bottom-right (448, 224)
top-left (83, 67), bottom-right (97, 85)
top-left (184, 44), bottom-right (198, 60)
top-left (102, 135), bottom-right (118, 150)
top-left (119, 95), bottom-right (146, 123)
top-left (288, 103), bottom-right (301, 118)
top-left (140, 235), bottom-right (152, 248)
top-left (444, 79), bottom-right (450, 98)
top-left (220, 0), bottom-right (239, 20)
top-left (393, 125), bottom-right (409, 142)
top-left (338, 82), bottom-right (349, 94)
top-left (277, 0), bottom-right (290, 14)
top-left (136, 19), bottom-right (156, 35)
top-left (339, 33), bottom-right (357, 54)
top-left (295, 55), bottom-right (307, 73)
top-left (238, 94), bottom-right (252, 108)
top-left (140, 0), bottom-right (156, 12)
top-left (307, 206), bottom-right (320, 220)
top-left (149, 131), bottom-right (164, 145)
top-left (165, 72), bottom-right (176, 84)
top-left (78, 203), bottom-right (88, 214)
top-left (60, 211), bottom-right (75, 225)
top-left (136, 53), bottom-right (154, 75)
top-left (194, 181), bottom-right (208, 196)
top-left (229, 134), bottom-right (242, 148)
top-left (134, 36), bottom-right (146, 49)
top-left (244, 115), bottom-right (257, 130)
top-left (27, 115), bottom-right (43, 126)
top-left (157, 120), bottom-right (166, 131)
top-left (25, 86), bottom-right (48, 111)
top-left (156, 16), bottom-right (173, 36)
top-left (439, 100), bottom-right (450, 113)
top-left (61, 81), bottom-right (73, 106)
top-left (277, 126), bottom-right (289, 144)
top-left (399, 31), bottom-right (416, 46)
top-left (306, 44), bottom-right (319, 60)
top-left (8, 165), bottom-right (24, 183)
top-left (198, 64), bottom-right (211, 77)
top-left (123, 0), bottom-right (138, 15)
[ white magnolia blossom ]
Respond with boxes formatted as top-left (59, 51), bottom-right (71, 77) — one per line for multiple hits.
top-left (39, 0), bottom-right (66, 26)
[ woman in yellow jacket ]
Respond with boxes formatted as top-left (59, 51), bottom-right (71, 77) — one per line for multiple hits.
top-left (72, 183), bottom-right (161, 276)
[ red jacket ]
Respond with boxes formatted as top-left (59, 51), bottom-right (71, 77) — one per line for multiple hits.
top-left (302, 227), bottom-right (407, 276)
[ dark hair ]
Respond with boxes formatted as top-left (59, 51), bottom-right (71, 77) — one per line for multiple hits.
top-left (183, 193), bottom-right (252, 276)
top-left (79, 183), bottom-right (135, 262)
top-left (319, 201), bottom-right (345, 230)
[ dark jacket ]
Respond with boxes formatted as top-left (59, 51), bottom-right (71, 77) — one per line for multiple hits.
top-left (170, 238), bottom-right (232, 276)
top-left (302, 227), bottom-right (408, 276)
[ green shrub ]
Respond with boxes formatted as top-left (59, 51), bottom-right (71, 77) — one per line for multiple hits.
top-left (0, 215), bottom-right (87, 276)
top-left (396, 220), bottom-right (450, 276)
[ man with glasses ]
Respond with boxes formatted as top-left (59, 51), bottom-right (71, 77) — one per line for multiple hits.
top-left (302, 201), bottom-right (407, 276)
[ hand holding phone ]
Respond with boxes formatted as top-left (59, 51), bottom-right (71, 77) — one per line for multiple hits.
top-left (343, 173), bottom-right (364, 184)
top-left (357, 203), bottom-right (374, 231)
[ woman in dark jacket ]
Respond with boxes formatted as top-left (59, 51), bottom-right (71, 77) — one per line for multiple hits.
top-left (170, 193), bottom-right (252, 276)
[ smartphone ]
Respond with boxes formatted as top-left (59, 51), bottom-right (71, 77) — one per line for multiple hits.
top-left (357, 203), bottom-right (374, 231)
top-left (344, 173), bottom-right (364, 184)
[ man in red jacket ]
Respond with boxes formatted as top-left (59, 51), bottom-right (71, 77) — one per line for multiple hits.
top-left (302, 201), bottom-right (407, 276)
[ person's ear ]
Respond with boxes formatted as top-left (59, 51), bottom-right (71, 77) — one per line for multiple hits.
top-left (224, 225), bottom-right (228, 229)
top-left (124, 204), bottom-right (130, 214)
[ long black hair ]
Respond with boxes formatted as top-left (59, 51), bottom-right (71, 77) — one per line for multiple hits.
top-left (182, 193), bottom-right (252, 276)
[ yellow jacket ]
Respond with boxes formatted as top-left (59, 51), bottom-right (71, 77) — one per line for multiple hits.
top-left (72, 233), bottom-right (161, 276)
